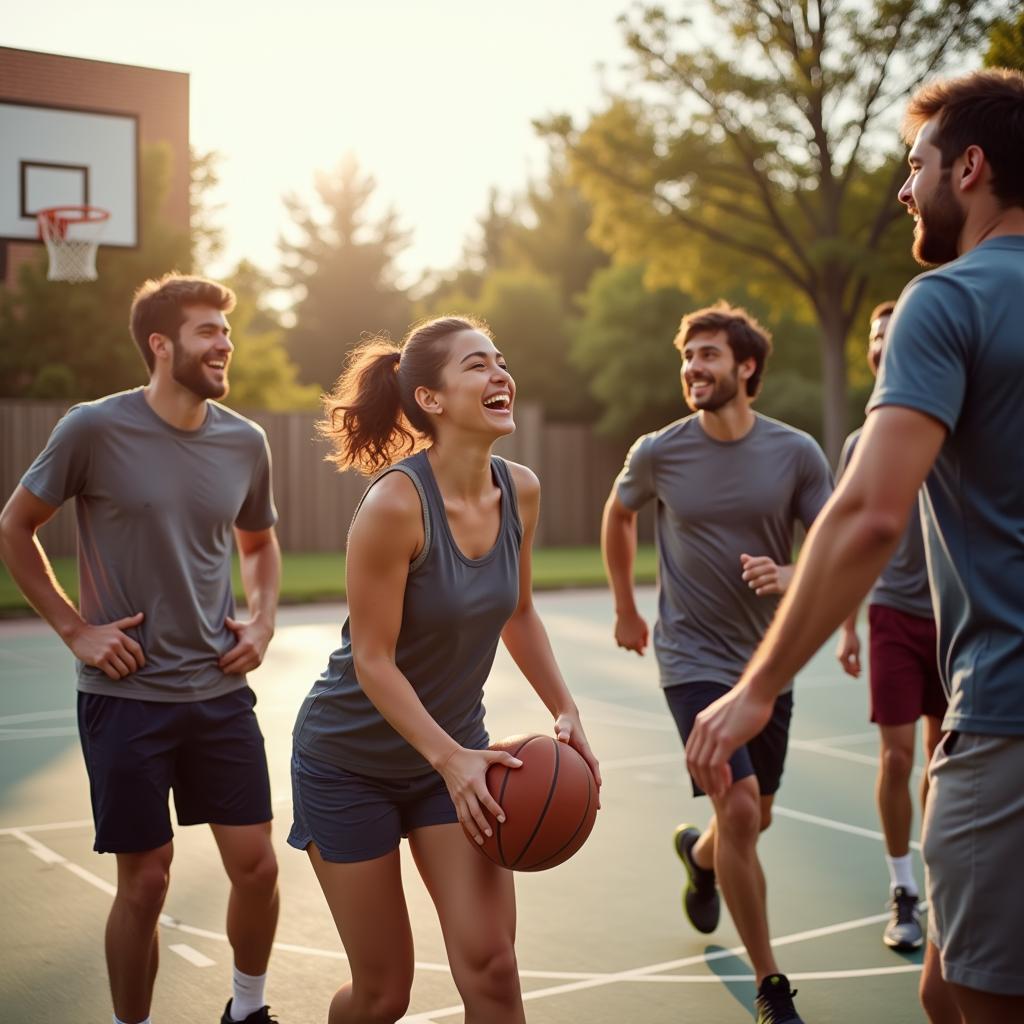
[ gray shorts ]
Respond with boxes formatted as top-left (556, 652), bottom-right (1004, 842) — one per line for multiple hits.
top-left (923, 731), bottom-right (1024, 995)
top-left (287, 749), bottom-right (458, 863)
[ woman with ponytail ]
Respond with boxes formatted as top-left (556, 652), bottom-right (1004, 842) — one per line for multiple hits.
top-left (289, 316), bottom-right (600, 1023)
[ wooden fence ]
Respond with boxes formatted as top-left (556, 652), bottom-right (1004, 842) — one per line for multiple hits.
top-left (0, 400), bottom-right (649, 558)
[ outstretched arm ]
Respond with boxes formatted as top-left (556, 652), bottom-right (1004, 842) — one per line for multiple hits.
top-left (501, 463), bottom-right (601, 789)
top-left (686, 406), bottom-right (946, 794)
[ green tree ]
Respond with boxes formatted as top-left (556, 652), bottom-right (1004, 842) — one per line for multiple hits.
top-left (190, 147), bottom-right (226, 273)
top-left (280, 155), bottom-right (412, 390)
top-left (543, 0), bottom-right (1000, 460)
top-left (477, 270), bottom-right (595, 422)
top-left (985, 11), bottom-right (1024, 69)
top-left (222, 261), bottom-right (320, 411)
top-left (572, 264), bottom-right (693, 439)
top-left (0, 142), bottom-right (190, 399)
top-left (502, 156), bottom-right (610, 309)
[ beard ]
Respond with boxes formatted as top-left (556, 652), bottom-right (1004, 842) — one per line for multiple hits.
top-left (912, 171), bottom-right (966, 267)
top-left (171, 344), bottom-right (229, 400)
top-left (684, 367), bottom-right (740, 413)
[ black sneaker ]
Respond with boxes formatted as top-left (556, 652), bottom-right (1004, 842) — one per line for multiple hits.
top-left (673, 824), bottom-right (720, 934)
top-left (883, 886), bottom-right (924, 951)
top-left (755, 973), bottom-right (804, 1023)
top-left (220, 1002), bottom-right (278, 1024)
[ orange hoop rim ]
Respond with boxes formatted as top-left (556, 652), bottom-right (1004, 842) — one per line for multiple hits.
top-left (37, 205), bottom-right (111, 241)
top-left (37, 205), bottom-right (111, 225)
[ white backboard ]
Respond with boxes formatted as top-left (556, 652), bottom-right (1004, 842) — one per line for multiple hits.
top-left (0, 101), bottom-right (138, 247)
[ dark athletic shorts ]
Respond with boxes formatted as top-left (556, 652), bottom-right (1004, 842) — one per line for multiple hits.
top-left (288, 749), bottom-right (459, 863)
top-left (77, 686), bottom-right (272, 854)
top-left (665, 681), bottom-right (794, 798)
top-left (868, 604), bottom-right (947, 726)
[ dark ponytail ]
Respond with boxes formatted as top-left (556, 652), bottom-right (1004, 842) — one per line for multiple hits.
top-left (319, 316), bottom-right (490, 475)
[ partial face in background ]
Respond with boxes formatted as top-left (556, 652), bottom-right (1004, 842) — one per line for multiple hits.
top-left (867, 313), bottom-right (891, 377)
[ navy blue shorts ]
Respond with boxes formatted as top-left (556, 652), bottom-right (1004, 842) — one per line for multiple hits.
top-left (77, 686), bottom-right (272, 854)
top-left (288, 749), bottom-right (459, 863)
top-left (665, 681), bottom-right (794, 798)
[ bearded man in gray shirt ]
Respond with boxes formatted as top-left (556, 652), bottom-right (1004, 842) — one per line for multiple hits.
top-left (0, 274), bottom-right (282, 1024)
top-left (602, 302), bottom-right (832, 1024)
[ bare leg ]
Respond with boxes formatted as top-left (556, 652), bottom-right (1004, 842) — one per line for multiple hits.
top-left (307, 843), bottom-right (414, 1024)
top-left (107, 843), bottom-right (173, 1023)
top-left (411, 824), bottom-right (525, 1024)
top-left (920, 716), bottom-right (943, 814)
top-left (709, 776), bottom-right (779, 983)
top-left (920, 942), bottom-right (964, 1023)
top-left (211, 822), bottom-right (279, 976)
top-left (877, 723), bottom-right (916, 858)
top-left (950, 982), bottom-right (1024, 1023)
top-left (692, 814), bottom-right (717, 870)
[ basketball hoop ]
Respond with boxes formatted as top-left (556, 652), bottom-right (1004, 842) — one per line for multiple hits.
top-left (36, 205), bottom-right (110, 283)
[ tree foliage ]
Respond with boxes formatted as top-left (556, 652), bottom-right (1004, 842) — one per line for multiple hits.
top-left (221, 261), bottom-right (320, 412)
top-left (279, 155), bottom-right (412, 390)
top-left (0, 142), bottom-right (190, 399)
top-left (985, 11), bottom-right (1024, 70)
top-left (542, 0), bottom-right (1002, 459)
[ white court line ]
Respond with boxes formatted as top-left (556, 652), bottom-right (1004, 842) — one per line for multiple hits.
top-left (169, 943), bottom-right (216, 967)
top-left (0, 818), bottom-right (92, 835)
top-left (4, 733), bottom-right (920, 994)
top-left (0, 709), bottom-right (75, 725)
top-left (790, 739), bottom-right (925, 776)
top-left (398, 908), bottom-right (918, 1022)
top-left (808, 731), bottom-right (877, 747)
top-left (0, 726), bottom-right (79, 741)
top-left (604, 964), bottom-right (924, 983)
top-left (772, 806), bottom-right (923, 853)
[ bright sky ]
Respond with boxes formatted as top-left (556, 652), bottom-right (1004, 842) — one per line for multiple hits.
top-left (6, 0), bottom-right (636, 284)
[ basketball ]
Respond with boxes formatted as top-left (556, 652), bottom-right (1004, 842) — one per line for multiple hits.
top-left (464, 733), bottom-right (598, 871)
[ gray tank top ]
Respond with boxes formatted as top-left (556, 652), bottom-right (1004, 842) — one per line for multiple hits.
top-left (293, 450), bottom-right (523, 777)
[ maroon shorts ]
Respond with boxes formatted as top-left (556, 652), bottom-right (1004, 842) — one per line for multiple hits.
top-left (868, 604), bottom-right (947, 726)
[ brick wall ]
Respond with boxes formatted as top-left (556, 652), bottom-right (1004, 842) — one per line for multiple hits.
top-left (0, 46), bottom-right (189, 286)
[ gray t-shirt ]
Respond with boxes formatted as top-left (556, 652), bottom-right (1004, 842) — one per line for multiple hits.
top-left (21, 388), bottom-right (277, 702)
top-left (838, 429), bottom-right (932, 619)
top-left (869, 235), bottom-right (1024, 736)
top-left (616, 413), bottom-right (833, 689)
top-left (293, 450), bottom-right (522, 777)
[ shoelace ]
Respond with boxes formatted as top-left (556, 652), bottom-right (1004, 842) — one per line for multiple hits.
top-left (756, 981), bottom-right (799, 1023)
top-left (891, 889), bottom-right (919, 924)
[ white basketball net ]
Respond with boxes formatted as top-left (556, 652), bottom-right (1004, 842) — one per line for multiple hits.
top-left (37, 208), bottom-right (109, 283)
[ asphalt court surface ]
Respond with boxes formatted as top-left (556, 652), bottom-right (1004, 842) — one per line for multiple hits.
top-left (1, 588), bottom-right (930, 1022)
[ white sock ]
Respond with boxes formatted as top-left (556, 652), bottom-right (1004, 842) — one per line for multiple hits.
top-left (229, 966), bottom-right (267, 1021)
top-left (886, 853), bottom-right (918, 896)
top-left (114, 1016), bottom-right (152, 1024)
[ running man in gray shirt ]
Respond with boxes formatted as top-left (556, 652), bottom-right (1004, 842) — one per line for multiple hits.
top-left (0, 274), bottom-right (283, 1024)
top-left (835, 302), bottom-right (946, 955)
top-left (602, 302), bottom-right (832, 1024)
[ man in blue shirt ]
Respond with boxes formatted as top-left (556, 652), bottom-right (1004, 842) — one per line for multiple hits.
top-left (687, 68), bottom-right (1024, 1024)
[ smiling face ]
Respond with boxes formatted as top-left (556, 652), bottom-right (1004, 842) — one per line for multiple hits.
top-left (898, 119), bottom-right (967, 267)
top-left (167, 304), bottom-right (234, 400)
top-left (681, 330), bottom-right (749, 413)
top-left (418, 329), bottom-right (516, 438)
